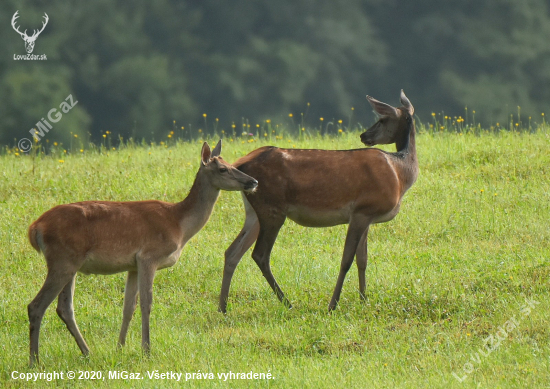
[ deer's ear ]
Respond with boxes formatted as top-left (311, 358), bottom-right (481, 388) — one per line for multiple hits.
top-left (211, 139), bottom-right (222, 158)
top-left (366, 95), bottom-right (399, 119)
top-left (400, 90), bottom-right (414, 115)
top-left (201, 142), bottom-right (211, 166)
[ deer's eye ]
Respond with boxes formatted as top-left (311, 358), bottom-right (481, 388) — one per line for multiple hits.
top-left (219, 167), bottom-right (228, 173)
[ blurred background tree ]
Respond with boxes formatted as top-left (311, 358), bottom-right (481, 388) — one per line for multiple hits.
top-left (1, 0), bottom-right (549, 145)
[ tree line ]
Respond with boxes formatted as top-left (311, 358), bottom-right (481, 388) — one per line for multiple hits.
top-left (1, 0), bottom-right (549, 146)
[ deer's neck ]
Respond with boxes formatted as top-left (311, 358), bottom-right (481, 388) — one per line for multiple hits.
top-left (393, 114), bottom-right (419, 195)
top-left (175, 171), bottom-right (220, 241)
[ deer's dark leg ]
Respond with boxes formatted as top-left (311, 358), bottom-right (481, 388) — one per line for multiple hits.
top-left (29, 269), bottom-right (76, 366)
top-left (118, 270), bottom-right (138, 346)
top-left (355, 226), bottom-right (371, 301)
top-left (56, 273), bottom-right (89, 355)
top-left (251, 213), bottom-right (290, 308)
top-left (219, 195), bottom-right (260, 313)
top-left (137, 262), bottom-right (157, 354)
top-left (328, 215), bottom-right (371, 311)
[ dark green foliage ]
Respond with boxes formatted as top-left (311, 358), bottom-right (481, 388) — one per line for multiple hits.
top-left (1, 0), bottom-right (549, 145)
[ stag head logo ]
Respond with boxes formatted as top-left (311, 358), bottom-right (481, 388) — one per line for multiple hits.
top-left (11, 11), bottom-right (48, 54)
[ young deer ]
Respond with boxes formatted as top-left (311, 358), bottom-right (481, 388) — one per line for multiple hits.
top-left (27, 140), bottom-right (257, 366)
top-left (218, 90), bottom-right (418, 313)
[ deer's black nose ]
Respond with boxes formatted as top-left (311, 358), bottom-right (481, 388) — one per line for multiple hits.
top-left (360, 133), bottom-right (374, 146)
top-left (244, 179), bottom-right (258, 191)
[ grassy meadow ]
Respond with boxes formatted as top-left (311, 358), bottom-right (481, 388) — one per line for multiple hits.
top-left (0, 127), bottom-right (548, 388)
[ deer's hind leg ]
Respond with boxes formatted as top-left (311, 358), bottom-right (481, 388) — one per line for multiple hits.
top-left (29, 269), bottom-right (77, 366)
top-left (56, 273), bottom-right (89, 356)
top-left (118, 270), bottom-right (138, 347)
top-left (251, 211), bottom-right (291, 308)
top-left (219, 194), bottom-right (260, 313)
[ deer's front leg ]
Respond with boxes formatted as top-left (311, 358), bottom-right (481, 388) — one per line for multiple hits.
top-left (329, 215), bottom-right (371, 311)
top-left (137, 263), bottom-right (157, 354)
top-left (355, 226), bottom-right (371, 301)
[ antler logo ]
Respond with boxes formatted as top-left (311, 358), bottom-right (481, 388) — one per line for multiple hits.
top-left (11, 10), bottom-right (49, 54)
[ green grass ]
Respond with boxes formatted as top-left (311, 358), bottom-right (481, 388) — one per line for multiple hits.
top-left (0, 128), bottom-right (548, 388)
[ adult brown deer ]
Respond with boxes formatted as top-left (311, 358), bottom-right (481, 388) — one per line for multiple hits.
top-left (218, 90), bottom-right (418, 313)
top-left (27, 141), bottom-right (257, 366)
